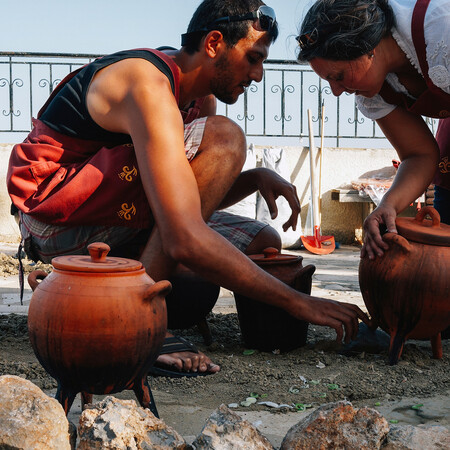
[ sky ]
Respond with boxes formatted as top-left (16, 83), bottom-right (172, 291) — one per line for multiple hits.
top-left (1, 0), bottom-right (312, 59)
top-left (1, 0), bottom-right (390, 149)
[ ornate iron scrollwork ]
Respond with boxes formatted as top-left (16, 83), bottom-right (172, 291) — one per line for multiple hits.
top-left (0, 77), bottom-right (23, 117)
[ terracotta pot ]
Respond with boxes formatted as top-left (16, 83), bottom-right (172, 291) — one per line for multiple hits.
top-left (27, 242), bottom-right (171, 415)
top-left (359, 207), bottom-right (450, 365)
top-left (234, 247), bottom-right (316, 352)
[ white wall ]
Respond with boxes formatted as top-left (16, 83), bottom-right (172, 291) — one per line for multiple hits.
top-left (0, 143), bottom-right (402, 244)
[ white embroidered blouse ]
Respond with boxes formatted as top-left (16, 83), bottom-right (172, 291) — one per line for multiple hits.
top-left (355, 0), bottom-right (450, 120)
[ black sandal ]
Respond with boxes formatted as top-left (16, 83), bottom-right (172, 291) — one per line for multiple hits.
top-left (149, 336), bottom-right (216, 378)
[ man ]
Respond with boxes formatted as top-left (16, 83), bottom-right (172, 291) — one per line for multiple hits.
top-left (8, 0), bottom-right (370, 377)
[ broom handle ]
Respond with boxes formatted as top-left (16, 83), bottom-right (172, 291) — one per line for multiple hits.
top-left (319, 102), bottom-right (325, 224)
top-left (307, 109), bottom-right (320, 231)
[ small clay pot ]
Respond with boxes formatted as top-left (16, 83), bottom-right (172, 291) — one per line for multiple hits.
top-left (234, 247), bottom-right (316, 352)
top-left (359, 207), bottom-right (450, 364)
top-left (27, 242), bottom-right (171, 415)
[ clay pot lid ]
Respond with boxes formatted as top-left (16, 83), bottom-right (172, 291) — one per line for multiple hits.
top-left (249, 247), bottom-right (302, 265)
top-left (52, 242), bottom-right (143, 272)
top-left (396, 207), bottom-right (450, 247)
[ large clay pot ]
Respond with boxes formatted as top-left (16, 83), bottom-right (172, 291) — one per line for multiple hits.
top-left (359, 207), bottom-right (450, 365)
top-left (234, 247), bottom-right (316, 352)
top-left (27, 242), bottom-right (171, 415)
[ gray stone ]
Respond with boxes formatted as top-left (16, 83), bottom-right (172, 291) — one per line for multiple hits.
top-left (77, 396), bottom-right (188, 449)
top-left (0, 374), bottom-right (71, 449)
top-left (383, 424), bottom-right (450, 449)
top-left (280, 400), bottom-right (389, 450)
top-left (68, 421), bottom-right (77, 449)
top-left (192, 404), bottom-right (274, 449)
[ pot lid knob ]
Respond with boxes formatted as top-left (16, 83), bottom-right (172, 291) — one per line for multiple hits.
top-left (263, 247), bottom-right (279, 259)
top-left (396, 206), bottom-right (450, 246)
top-left (88, 242), bottom-right (110, 263)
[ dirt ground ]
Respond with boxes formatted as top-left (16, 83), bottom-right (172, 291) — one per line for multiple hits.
top-left (1, 311), bottom-right (449, 413)
top-left (0, 250), bottom-right (449, 437)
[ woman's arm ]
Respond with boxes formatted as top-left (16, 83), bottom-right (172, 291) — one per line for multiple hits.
top-left (362, 106), bottom-right (439, 259)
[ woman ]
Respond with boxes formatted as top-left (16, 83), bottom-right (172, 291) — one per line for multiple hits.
top-left (296, 0), bottom-right (450, 260)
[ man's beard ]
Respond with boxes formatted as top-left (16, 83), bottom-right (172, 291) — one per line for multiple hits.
top-left (210, 53), bottom-right (240, 105)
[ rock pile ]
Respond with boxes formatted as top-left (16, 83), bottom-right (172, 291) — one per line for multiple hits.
top-left (0, 375), bottom-right (448, 449)
top-left (192, 403), bottom-right (273, 449)
top-left (280, 400), bottom-right (389, 449)
top-left (0, 375), bottom-right (72, 449)
top-left (78, 396), bottom-right (187, 449)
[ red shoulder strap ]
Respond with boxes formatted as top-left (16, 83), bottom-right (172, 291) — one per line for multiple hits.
top-left (411, 0), bottom-right (432, 84)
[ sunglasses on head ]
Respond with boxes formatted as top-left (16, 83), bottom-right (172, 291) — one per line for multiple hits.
top-left (181, 6), bottom-right (276, 46)
top-left (296, 28), bottom-right (319, 50)
top-left (209, 6), bottom-right (276, 31)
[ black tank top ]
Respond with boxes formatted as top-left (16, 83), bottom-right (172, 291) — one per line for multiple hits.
top-left (39, 49), bottom-right (175, 144)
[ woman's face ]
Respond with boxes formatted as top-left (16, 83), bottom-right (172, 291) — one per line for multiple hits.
top-left (309, 54), bottom-right (384, 98)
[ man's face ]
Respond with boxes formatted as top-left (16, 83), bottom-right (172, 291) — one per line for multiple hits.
top-left (210, 26), bottom-right (271, 105)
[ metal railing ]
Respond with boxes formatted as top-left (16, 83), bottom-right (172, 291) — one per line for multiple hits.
top-left (0, 52), bottom-right (436, 146)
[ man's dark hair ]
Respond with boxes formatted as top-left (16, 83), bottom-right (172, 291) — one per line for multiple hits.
top-left (297, 0), bottom-right (395, 62)
top-left (183, 0), bottom-right (278, 54)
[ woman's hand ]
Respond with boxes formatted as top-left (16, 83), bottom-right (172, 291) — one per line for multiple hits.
top-left (363, 108), bottom-right (440, 260)
top-left (361, 203), bottom-right (397, 259)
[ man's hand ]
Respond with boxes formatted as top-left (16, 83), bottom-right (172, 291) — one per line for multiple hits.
top-left (289, 294), bottom-right (372, 344)
top-left (255, 168), bottom-right (301, 231)
top-left (361, 203), bottom-right (397, 260)
top-left (219, 168), bottom-right (300, 230)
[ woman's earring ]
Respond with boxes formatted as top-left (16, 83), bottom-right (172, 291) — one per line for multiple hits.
top-left (369, 52), bottom-right (374, 59)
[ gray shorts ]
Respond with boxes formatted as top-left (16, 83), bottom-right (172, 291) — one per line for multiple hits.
top-left (19, 210), bottom-right (268, 263)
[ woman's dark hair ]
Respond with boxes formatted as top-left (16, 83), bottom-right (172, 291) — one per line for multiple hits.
top-left (297, 0), bottom-right (395, 62)
top-left (182, 0), bottom-right (279, 54)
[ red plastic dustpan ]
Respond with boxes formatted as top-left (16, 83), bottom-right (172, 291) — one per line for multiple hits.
top-left (301, 225), bottom-right (335, 255)
top-left (301, 108), bottom-right (335, 255)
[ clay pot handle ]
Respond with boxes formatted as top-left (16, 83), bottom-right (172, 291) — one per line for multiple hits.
top-left (383, 232), bottom-right (412, 254)
top-left (144, 280), bottom-right (172, 302)
top-left (414, 206), bottom-right (440, 227)
top-left (87, 242), bottom-right (110, 262)
top-left (263, 247), bottom-right (278, 259)
top-left (27, 270), bottom-right (49, 291)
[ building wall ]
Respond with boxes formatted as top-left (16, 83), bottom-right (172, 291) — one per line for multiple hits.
top-left (0, 144), bottom-right (20, 243)
top-left (0, 143), bottom-right (402, 244)
top-left (270, 145), bottom-right (399, 244)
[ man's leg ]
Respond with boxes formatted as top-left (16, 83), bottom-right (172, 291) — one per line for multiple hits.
top-left (142, 115), bottom-right (248, 375)
top-left (207, 210), bottom-right (281, 256)
top-left (140, 115), bottom-right (247, 278)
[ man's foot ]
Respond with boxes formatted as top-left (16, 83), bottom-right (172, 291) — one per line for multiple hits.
top-left (150, 333), bottom-right (220, 378)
